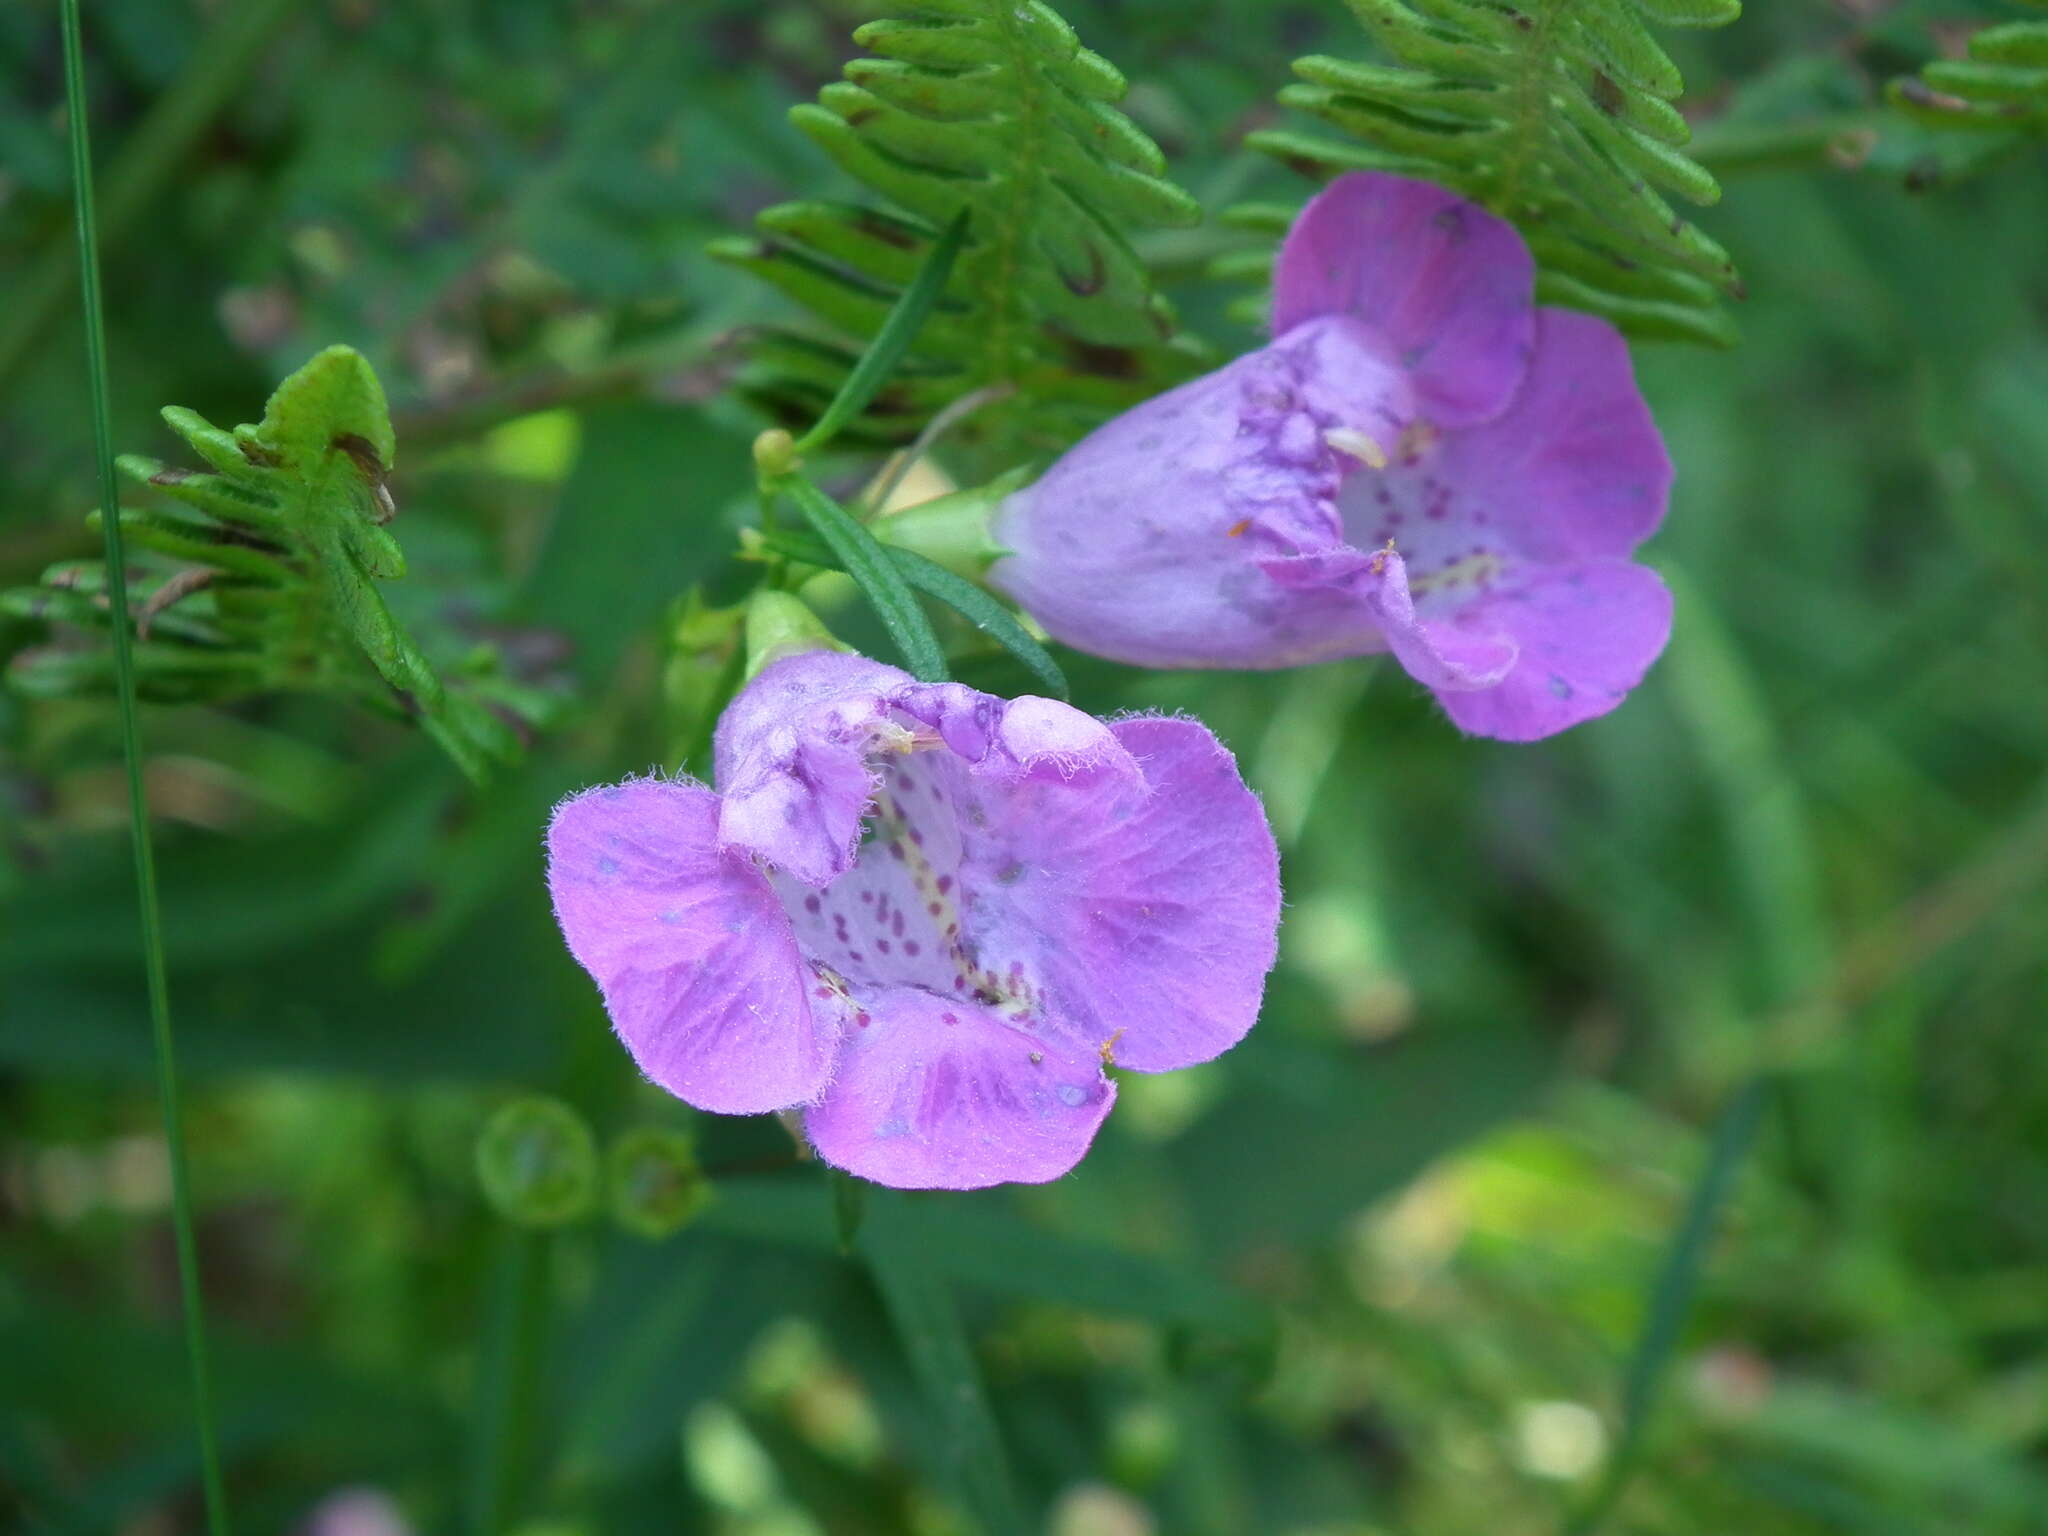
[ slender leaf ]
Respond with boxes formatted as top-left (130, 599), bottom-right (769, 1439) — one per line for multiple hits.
top-left (57, 6), bottom-right (229, 1533)
top-left (795, 209), bottom-right (969, 455)
top-left (780, 476), bottom-right (948, 682)
top-left (1568, 1075), bottom-right (1771, 1535)
top-left (755, 528), bottom-right (1067, 698)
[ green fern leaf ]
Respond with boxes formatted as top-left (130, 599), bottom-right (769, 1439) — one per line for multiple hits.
top-left (710, 0), bottom-right (1206, 460)
top-left (1243, 0), bottom-right (1745, 348)
top-left (2, 347), bottom-right (557, 782)
top-left (1888, 4), bottom-right (2048, 164)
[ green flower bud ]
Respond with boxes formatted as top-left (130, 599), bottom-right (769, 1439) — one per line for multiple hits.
top-left (475, 1096), bottom-right (599, 1227)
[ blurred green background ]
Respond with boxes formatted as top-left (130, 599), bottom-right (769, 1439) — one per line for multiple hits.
top-left (4, 1), bottom-right (2047, 1532)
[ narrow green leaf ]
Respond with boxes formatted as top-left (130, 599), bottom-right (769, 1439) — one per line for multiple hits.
top-left (58, 5), bottom-right (229, 1532)
top-left (1566, 1076), bottom-right (1770, 1536)
top-left (750, 529), bottom-right (1066, 699)
top-left (884, 547), bottom-right (1069, 699)
top-left (780, 477), bottom-right (949, 682)
top-left (795, 210), bottom-right (969, 456)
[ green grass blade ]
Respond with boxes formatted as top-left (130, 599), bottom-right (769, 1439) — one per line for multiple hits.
top-left (59, 5), bottom-right (230, 1532)
top-left (1567, 1075), bottom-right (1770, 1536)
top-left (781, 476), bottom-right (949, 682)
top-left (794, 209), bottom-right (968, 455)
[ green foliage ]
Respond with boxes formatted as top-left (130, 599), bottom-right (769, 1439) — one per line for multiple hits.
top-left (1244, 0), bottom-right (1745, 346)
top-left (1888, 2), bottom-right (2048, 171)
top-left (710, 0), bottom-right (1207, 459)
top-left (1, 347), bottom-right (560, 782)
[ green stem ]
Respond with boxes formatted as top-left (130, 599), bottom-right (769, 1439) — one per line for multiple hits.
top-left (466, 1231), bottom-right (553, 1536)
top-left (58, 5), bottom-right (230, 1534)
top-left (0, 0), bottom-right (298, 394)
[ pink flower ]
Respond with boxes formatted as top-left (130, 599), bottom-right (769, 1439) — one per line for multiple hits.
top-left (994, 171), bottom-right (1674, 741)
top-left (546, 652), bottom-right (1279, 1190)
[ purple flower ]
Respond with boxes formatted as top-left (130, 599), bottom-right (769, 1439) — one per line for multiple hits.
top-left (546, 651), bottom-right (1279, 1190)
top-left (994, 171), bottom-right (1674, 742)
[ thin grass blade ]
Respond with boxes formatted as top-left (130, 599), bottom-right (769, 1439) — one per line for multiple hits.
top-left (1566, 1075), bottom-right (1770, 1535)
top-left (59, 3), bottom-right (229, 1532)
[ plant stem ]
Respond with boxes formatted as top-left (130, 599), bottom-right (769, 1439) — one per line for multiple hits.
top-left (466, 1231), bottom-right (553, 1536)
top-left (59, 4), bottom-right (230, 1533)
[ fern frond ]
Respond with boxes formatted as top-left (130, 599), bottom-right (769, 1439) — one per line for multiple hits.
top-left (710, 0), bottom-right (1205, 459)
top-left (1888, 3), bottom-right (2048, 171)
top-left (1244, 0), bottom-right (1745, 348)
top-left (1, 348), bottom-right (560, 782)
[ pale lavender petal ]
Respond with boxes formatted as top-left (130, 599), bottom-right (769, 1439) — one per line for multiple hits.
top-left (965, 715), bottom-right (1282, 1073)
top-left (546, 777), bottom-right (832, 1113)
top-left (1273, 171), bottom-right (1535, 427)
top-left (994, 315), bottom-right (1414, 669)
top-left (1434, 561), bottom-right (1672, 741)
top-left (804, 985), bottom-right (1114, 1189)
top-left (1355, 547), bottom-right (1518, 692)
top-left (713, 650), bottom-right (917, 884)
top-left (1345, 308), bottom-right (1671, 568)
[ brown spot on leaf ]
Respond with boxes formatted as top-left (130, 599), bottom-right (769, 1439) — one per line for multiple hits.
top-left (1050, 331), bottom-right (1140, 380)
top-left (1591, 69), bottom-right (1624, 117)
top-left (1059, 244), bottom-right (1108, 298)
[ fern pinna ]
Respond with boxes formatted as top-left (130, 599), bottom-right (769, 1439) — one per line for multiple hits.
top-left (711, 0), bottom-right (1204, 462)
top-left (1243, 0), bottom-right (1745, 347)
top-left (1889, 0), bottom-right (2048, 177)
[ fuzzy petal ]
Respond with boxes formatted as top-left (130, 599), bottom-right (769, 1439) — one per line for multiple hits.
top-left (1435, 561), bottom-right (1673, 741)
top-left (1363, 308), bottom-right (1671, 566)
top-left (713, 651), bottom-right (917, 884)
top-left (994, 316), bottom-right (1413, 669)
top-left (805, 985), bottom-right (1114, 1189)
top-left (952, 715), bottom-right (1281, 1073)
top-left (546, 777), bottom-right (831, 1113)
top-left (1355, 548), bottom-right (1519, 692)
top-left (1273, 171), bottom-right (1536, 427)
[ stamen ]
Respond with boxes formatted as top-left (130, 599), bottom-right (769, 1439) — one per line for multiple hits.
top-left (1325, 427), bottom-right (1389, 470)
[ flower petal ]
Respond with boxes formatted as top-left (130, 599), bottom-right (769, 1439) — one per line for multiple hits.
top-left (805, 985), bottom-right (1114, 1189)
top-left (956, 715), bottom-right (1282, 1074)
top-left (993, 317), bottom-right (1413, 669)
top-left (1435, 560), bottom-right (1673, 741)
top-left (1272, 171), bottom-right (1535, 427)
top-left (546, 777), bottom-right (832, 1113)
top-left (713, 651), bottom-right (915, 884)
top-left (1377, 308), bottom-right (1671, 564)
top-left (1353, 547), bottom-right (1519, 691)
